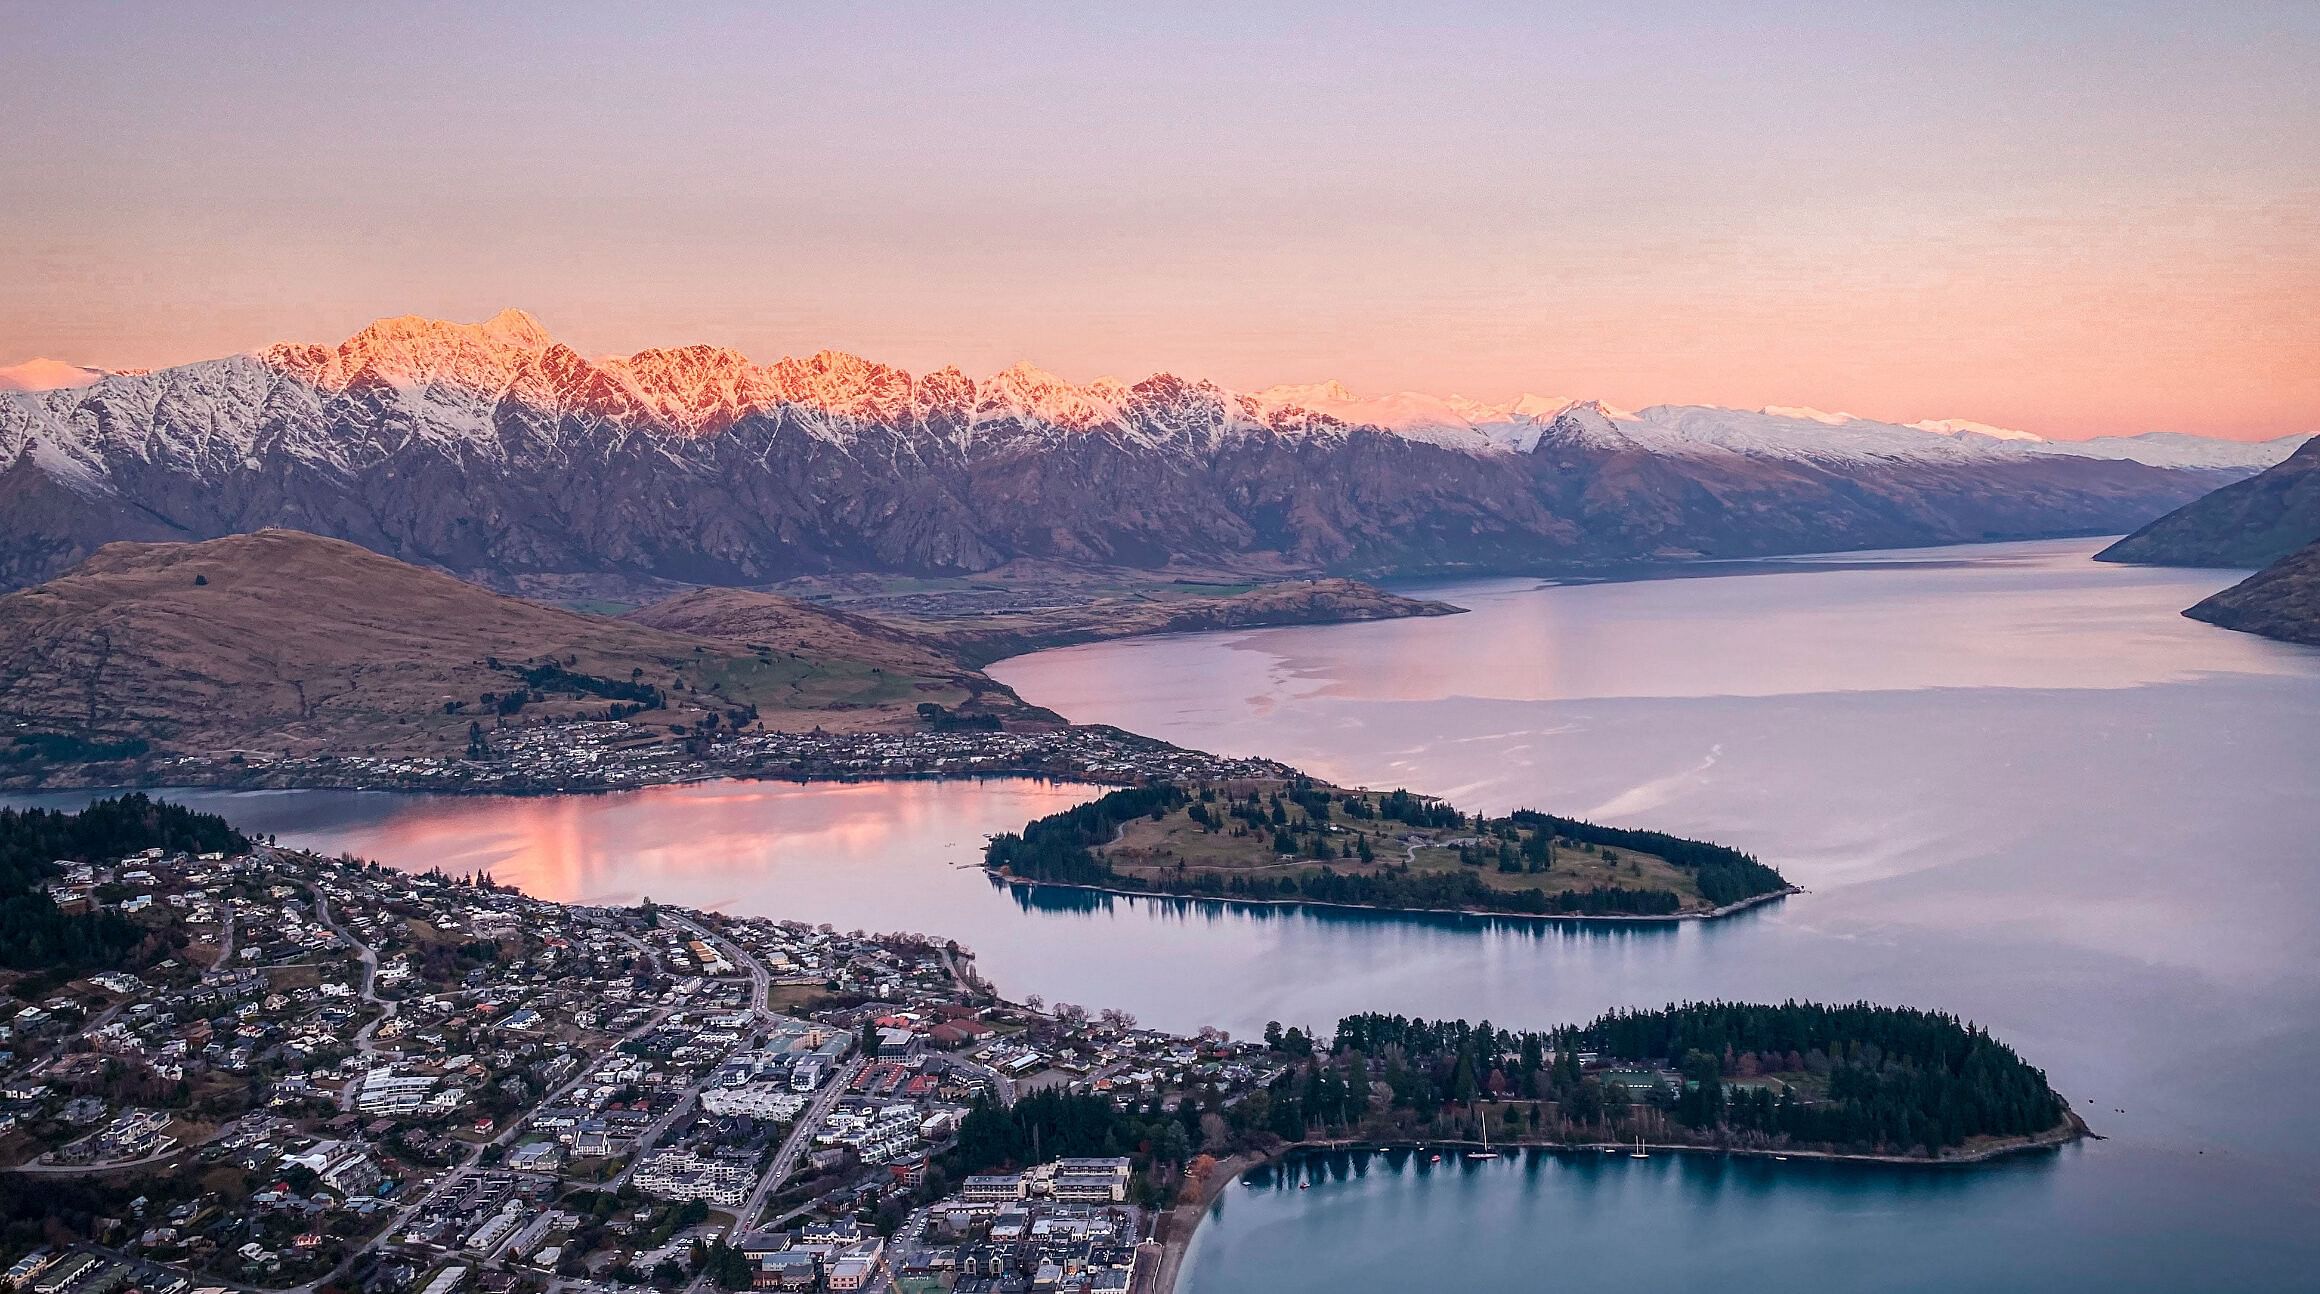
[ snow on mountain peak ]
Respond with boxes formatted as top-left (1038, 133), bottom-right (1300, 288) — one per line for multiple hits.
top-left (9, 308), bottom-right (2301, 475)
top-left (1909, 417), bottom-right (2045, 443)
top-left (1761, 405), bottom-right (1857, 426)
top-left (480, 307), bottom-right (553, 348)
top-left (0, 358), bottom-right (108, 392)
top-left (981, 360), bottom-right (1124, 429)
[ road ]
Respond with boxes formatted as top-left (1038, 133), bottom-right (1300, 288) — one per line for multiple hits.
top-left (662, 913), bottom-right (769, 1017)
top-left (942, 1048), bottom-right (1016, 1106)
top-left (1402, 833), bottom-right (1485, 864)
top-left (730, 1057), bottom-right (863, 1237)
top-left (4, 1142), bottom-right (196, 1175)
top-left (610, 915), bottom-right (787, 1198)
top-left (209, 909), bottom-right (238, 971)
top-left (671, 911), bottom-right (862, 1239)
top-left (307, 881), bottom-right (396, 1064)
top-left (284, 981), bottom-right (686, 1294)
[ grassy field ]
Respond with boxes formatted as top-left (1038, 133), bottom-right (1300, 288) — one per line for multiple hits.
top-left (689, 652), bottom-right (962, 714)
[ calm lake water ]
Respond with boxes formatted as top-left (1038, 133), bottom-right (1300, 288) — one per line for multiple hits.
top-left (16, 537), bottom-right (2320, 1289)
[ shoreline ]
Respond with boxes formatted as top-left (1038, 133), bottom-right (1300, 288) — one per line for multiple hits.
top-left (1153, 1109), bottom-right (2089, 1294)
top-left (0, 721), bottom-right (1291, 799)
top-left (988, 867), bottom-right (1803, 926)
top-left (0, 765), bottom-right (1118, 801)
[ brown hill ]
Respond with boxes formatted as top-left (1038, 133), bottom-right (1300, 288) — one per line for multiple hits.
top-left (621, 586), bottom-right (1042, 713)
top-left (2099, 436), bottom-right (2320, 568)
top-left (0, 530), bottom-right (1031, 770)
top-left (2186, 540), bottom-right (2320, 647)
top-left (907, 578), bottom-right (1467, 667)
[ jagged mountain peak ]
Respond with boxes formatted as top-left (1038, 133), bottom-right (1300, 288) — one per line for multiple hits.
top-left (8, 311), bottom-right (2303, 485)
top-left (340, 308), bottom-right (554, 356)
top-left (480, 307), bottom-right (553, 346)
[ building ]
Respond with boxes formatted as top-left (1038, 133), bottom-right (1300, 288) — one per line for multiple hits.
top-left (963, 1173), bottom-right (1026, 1203)
top-left (29, 1253), bottom-right (99, 1294)
top-left (750, 1252), bottom-right (816, 1292)
top-left (1044, 1157), bottom-right (1133, 1203)
top-left (632, 1150), bottom-right (754, 1207)
top-left (357, 1070), bottom-right (438, 1116)
top-left (700, 1083), bottom-right (807, 1121)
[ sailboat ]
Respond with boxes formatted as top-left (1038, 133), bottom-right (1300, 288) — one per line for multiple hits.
top-left (1466, 1107), bottom-right (1498, 1160)
top-left (1629, 1134), bottom-right (1648, 1159)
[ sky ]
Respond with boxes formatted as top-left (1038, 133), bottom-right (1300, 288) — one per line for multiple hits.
top-left (2, 1), bottom-right (2315, 440)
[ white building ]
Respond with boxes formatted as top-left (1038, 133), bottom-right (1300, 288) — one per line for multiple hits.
top-left (357, 1070), bottom-right (437, 1115)
top-left (633, 1150), bottom-right (754, 1207)
top-left (700, 1083), bottom-right (807, 1121)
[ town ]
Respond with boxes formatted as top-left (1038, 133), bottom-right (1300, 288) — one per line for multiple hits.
top-left (87, 724), bottom-right (1296, 798)
top-left (0, 831), bottom-right (1289, 1294)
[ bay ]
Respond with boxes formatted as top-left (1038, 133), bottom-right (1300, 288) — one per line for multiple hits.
top-left (18, 537), bottom-right (2320, 1289)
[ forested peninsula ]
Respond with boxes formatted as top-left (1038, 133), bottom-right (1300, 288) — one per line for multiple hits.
top-left (983, 780), bottom-right (1794, 920)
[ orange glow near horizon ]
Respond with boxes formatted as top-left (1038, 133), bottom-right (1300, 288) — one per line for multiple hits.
top-left (3, 6), bottom-right (2315, 442)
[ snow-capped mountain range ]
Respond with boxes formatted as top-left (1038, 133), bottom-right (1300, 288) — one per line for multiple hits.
top-left (0, 310), bottom-right (2297, 590)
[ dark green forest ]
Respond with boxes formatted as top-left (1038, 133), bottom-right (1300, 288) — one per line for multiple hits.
top-left (0, 794), bottom-right (248, 971)
top-left (1309, 1001), bottom-right (2066, 1155)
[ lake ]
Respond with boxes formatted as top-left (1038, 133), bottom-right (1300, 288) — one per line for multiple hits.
top-left (1002, 537), bottom-right (2320, 1291)
top-left (17, 537), bottom-right (2320, 1289)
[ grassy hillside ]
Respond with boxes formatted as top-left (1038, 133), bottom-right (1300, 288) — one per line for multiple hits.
top-left (622, 586), bottom-right (1047, 718)
top-left (0, 529), bottom-right (1041, 775)
top-left (762, 565), bottom-right (1464, 667)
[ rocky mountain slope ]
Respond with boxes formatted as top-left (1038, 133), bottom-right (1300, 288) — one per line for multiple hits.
top-left (2096, 436), bottom-right (2320, 568)
top-left (0, 530), bottom-right (1041, 774)
top-left (2184, 541), bottom-right (2320, 647)
top-left (0, 310), bottom-right (2291, 591)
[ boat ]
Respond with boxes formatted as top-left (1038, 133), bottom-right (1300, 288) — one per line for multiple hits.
top-left (1629, 1134), bottom-right (1648, 1159)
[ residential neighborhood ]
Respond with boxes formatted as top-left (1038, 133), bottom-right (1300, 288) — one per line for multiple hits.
top-left (0, 834), bottom-right (1282, 1294)
top-left (125, 725), bottom-right (1295, 798)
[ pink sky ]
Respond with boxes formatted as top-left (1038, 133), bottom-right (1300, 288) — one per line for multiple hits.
top-left (2, 4), bottom-right (2314, 441)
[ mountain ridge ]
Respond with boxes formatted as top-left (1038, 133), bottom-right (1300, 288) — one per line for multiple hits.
top-left (2096, 436), bottom-right (2320, 569)
top-left (1, 310), bottom-right (2293, 592)
top-left (2184, 540), bottom-right (2320, 647)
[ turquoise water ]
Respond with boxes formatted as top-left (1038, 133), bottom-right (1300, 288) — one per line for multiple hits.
top-left (18, 538), bottom-right (2320, 1288)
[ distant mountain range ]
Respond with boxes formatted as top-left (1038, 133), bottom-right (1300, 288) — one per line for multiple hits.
top-left (1, 310), bottom-right (2302, 591)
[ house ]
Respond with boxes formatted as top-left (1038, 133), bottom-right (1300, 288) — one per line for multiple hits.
top-left (930, 1021), bottom-right (995, 1048)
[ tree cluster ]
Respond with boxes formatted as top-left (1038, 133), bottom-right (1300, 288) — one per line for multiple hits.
top-left (982, 783), bottom-right (1190, 886)
top-left (0, 794), bottom-right (247, 971)
top-left (1308, 1001), bottom-right (2064, 1155)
